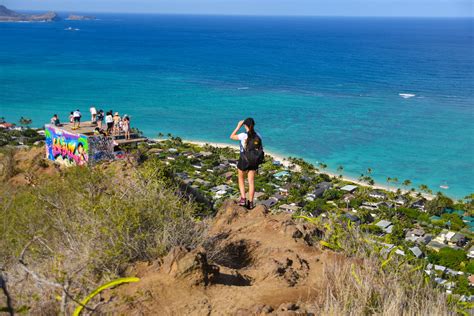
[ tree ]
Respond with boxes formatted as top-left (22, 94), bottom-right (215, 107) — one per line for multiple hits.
top-left (426, 194), bottom-right (454, 216)
top-left (337, 165), bottom-right (344, 179)
top-left (402, 179), bottom-right (411, 191)
top-left (318, 162), bottom-right (327, 172)
top-left (418, 184), bottom-right (432, 195)
top-left (386, 177), bottom-right (392, 191)
top-left (19, 117), bottom-right (32, 128)
top-left (428, 248), bottom-right (467, 270)
top-left (0, 117), bottom-right (5, 124)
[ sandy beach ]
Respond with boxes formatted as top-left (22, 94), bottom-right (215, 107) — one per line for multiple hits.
top-left (157, 138), bottom-right (431, 199)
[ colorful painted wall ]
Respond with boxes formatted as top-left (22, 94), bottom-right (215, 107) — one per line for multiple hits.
top-left (45, 125), bottom-right (89, 166)
top-left (45, 125), bottom-right (115, 166)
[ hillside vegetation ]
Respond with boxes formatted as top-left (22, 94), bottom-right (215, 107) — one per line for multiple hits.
top-left (0, 145), bottom-right (466, 315)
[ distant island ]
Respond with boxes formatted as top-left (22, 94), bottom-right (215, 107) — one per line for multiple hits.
top-left (66, 14), bottom-right (96, 21)
top-left (0, 5), bottom-right (59, 22)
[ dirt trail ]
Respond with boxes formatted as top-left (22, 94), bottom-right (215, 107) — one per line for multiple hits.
top-left (102, 201), bottom-right (341, 315)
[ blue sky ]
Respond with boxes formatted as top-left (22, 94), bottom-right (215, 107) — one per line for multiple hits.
top-left (4, 0), bottom-right (473, 17)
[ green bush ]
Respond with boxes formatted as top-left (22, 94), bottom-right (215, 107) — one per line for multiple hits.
top-left (0, 159), bottom-right (204, 313)
top-left (427, 248), bottom-right (468, 271)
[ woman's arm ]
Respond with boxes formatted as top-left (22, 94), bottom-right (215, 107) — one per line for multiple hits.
top-left (230, 120), bottom-right (244, 140)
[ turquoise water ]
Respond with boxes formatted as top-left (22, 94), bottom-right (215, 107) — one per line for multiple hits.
top-left (0, 15), bottom-right (473, 198)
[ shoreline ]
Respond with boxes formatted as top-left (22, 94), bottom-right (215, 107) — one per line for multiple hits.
top-left (157, 138), bottom-right (434, 200)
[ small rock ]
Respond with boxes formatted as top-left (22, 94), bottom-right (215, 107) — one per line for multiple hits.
top-left (278, 302), bottom-right (299, 311)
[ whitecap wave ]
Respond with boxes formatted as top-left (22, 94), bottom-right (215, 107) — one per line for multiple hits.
top-left (399, 93), bottom-right (416, 99)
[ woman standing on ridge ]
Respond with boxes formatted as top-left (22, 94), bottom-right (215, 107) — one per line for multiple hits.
top-left (230, 117), bottom-right (265, 209)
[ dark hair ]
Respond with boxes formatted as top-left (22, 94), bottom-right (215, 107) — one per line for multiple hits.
top-left (243, 117), bottom-right (257, 146)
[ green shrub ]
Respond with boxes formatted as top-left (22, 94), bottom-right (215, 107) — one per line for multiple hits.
top-left (0, 159), bottom-right (204, 313)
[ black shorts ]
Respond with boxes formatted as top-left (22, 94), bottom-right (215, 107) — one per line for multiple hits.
top-left (73, 117), bottom-right (81, 122)
top-left (237, 155), bottom-right (258, 171)
top-left (107, 122), bottom-right (113, 130)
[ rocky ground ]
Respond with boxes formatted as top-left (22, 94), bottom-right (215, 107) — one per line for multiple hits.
top-left (99, 200), bottom-right (342, 315)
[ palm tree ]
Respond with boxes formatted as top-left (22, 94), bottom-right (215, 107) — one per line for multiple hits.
top-left (337, 165), bottom-right (344, 179)
top-left (19, 117), bottom-right (32, 128)
top-left (418, 184), bottom-right (432, 195)
top-left (157, 132), bottom-right (164, 138)
top-left (367, 168), bottom-right (372, 175)
top-left (0, 117), bottom-right (5, 124)
top-left (402, 179), bottom-right (411, 191)
top-left (386, 177), bottom-right (392, 191)
top-left (318, 162), bottom-right (327, 171)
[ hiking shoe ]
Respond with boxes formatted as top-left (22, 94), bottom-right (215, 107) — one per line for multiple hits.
top-left (247, 201), bottom-right (255, 210)
top-left (238, 197), bottom-right (247, 207)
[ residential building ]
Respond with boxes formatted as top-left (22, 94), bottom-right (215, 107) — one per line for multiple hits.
top-left (279, 204), bottom-right (301, 213)
top-left (375, 220), bottom-right (393, 234)
top-left (341, 185), bottom-right (358, 193)
top-left (409, 246), bottom-right (423, 258)
top-left (467, 245), bottom-right (474, 259)
top-left (313, 181), bottom-right (332, 198)
top-left (369, 190), bottom-right (387, 200)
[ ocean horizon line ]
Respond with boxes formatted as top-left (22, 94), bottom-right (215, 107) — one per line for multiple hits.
top-left (11, 10), bottom-right (474, 19)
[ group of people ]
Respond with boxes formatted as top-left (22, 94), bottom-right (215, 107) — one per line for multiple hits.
top-left (90, 107), bottom-right (131, 139)
top-left (49, 106), bottom-right (132, 140)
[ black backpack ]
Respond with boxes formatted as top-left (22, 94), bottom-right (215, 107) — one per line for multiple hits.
top-left (243, 134), bottom-right (265, 168)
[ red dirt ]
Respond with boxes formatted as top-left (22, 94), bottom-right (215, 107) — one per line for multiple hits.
top-left (101, 201), bottom-right (341, 315)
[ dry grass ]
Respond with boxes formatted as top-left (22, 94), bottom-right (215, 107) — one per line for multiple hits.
top-left (309, 217), bottom-right (453, 315)
top-left (0, 158), bottom-right (207, 315)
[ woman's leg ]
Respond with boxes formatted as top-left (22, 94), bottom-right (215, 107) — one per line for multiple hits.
top-left (248, 170), bottom-right (256, 203)
top-left (238, 169), bottom-right (246, 199)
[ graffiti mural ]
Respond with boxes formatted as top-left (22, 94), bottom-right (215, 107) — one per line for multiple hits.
top-left (45, 126), bottom-right (89, 166)
top-left (89, 136), bottom-right (115, 164)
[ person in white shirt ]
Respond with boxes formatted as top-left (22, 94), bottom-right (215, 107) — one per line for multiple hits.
top-left (72, 109), bottom-right (82, 129)
top-left (230, 117), bottom-right (264, 209)
top-left (105, 111), bottom-right (114, 134)
top-left (90, 106), bottom-right (97, 123)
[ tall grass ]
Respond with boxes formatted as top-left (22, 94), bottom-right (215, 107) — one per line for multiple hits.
top-left (308, 217), bottom-right (453, 315)
top-left (0, 157), bottom-right (206, 314)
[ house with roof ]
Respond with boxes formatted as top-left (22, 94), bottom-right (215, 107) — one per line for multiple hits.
top-left (211, 184), bottom-right (231, 193)
top-left (343, 213), bottom-right (361, 225)
top-left (375, 220), bottom-right (393, 234)
top-left (411, 199), bottom-right (426, 211)
top-left (313, 181), bottom-right (332, 198)
top-left (427, 240), bottom-right (446, 252)
top-left (260, 197), bottom-right (278, 209)
top-left (405, 228), bottom-right (425, 243)
top-left (369, 190), bottom-right (387, 200)
top-left (409, 246), bottom-right (423, 258)
top-left (0, 122), bottom-right (15, 129)
top-left (361, 202), bottom-right (380, 211)
top-left (272, 160), bottom-right (282, 166)
top-left (192, 162), bottom-right (203, 169)
top-left (200, 151), bottom-right (213, 157)
top-left (341, 185), bottom-right (358, 193)
top-left (274, 170), bottom-right (290, 180)
top-left (279, 204), bottom-right (301, 213)
top-left (467, 245), bottom-right (474, 259)
top-left (449, 233), bottom-right (467, 247)
top-left (394, 195), bottom-right (408, 206)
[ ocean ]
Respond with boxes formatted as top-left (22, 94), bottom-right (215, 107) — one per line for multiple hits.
top-left (0, 14), bottom-right (473, 198)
